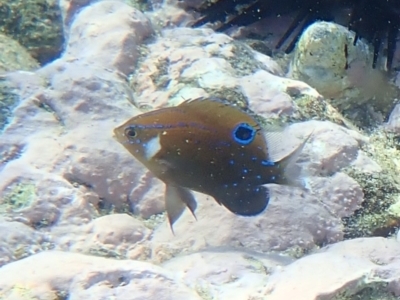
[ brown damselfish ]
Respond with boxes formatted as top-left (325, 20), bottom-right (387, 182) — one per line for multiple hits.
top-left (114, 97), bottom-right (310, 231)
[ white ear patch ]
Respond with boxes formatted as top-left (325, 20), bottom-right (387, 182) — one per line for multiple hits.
top-left (144, 135), bottom-right (162, 160)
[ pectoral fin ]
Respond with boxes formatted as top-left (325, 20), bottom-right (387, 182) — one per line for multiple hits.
top-left (165, 184), bottom-right (197, 233)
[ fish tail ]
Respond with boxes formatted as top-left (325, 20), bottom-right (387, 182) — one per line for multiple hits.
top-left (275, 131), bottom-right (313, 187)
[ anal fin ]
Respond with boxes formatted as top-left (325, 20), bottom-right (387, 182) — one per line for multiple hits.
top-left (214, 185), bottom-right (270, 216)
top-left (165, 184), bottom-right (197, 233)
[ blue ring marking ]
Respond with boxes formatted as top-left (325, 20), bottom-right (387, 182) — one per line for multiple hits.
top-left (243, 168), bottom-right (248, 174)
top-left (261, 160), bottom-right (275, 166)
top-left (232, 123), bottom-right (256, 145)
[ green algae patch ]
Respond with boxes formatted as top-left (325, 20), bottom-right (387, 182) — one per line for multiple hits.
top-left (0, 0), bottom-right (64, 64)
top-left (333, 282), bottom-right (396, 300)
top-left (343, 132), bottom-right (400, 238)
top-left (290, 94), bottom-right (356, 129)
top-left (124, 0), bottom-right (150, 12)
top-left (1, 183), bottom-right (36, 212)
top-left (226, 41), bottom-right (269, 77)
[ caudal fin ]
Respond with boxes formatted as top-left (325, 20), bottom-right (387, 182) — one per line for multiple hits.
top-left (274, 131), bottom-right (313, 187)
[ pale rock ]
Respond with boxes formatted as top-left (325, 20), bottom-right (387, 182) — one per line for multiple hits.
top-left (89, 213), bottom-right (150, 245)
top-left (163, 249), bottom-right (294, 300)
top-left (64, 1), bottom-right (153, 75)
top-left (0, 1), bottom-right (156, 257)
top-left (351, 150), bottom-right (383, 173)
top-left (386, 103), bottom-right (400, 134)
top-left (50, 214), bottom-right (151, 257)
top-left (264, 237), bottom-right (400, 299)
top-left (307, 172), bottom-right (364, 218)
top-left (128, 172), bottom-right (165, 218)
top-left (0, 1), bottom-right (153, 207)
top-left (290, 21), bottom-right (396, 111)
top-left (0, 251), bottom-right (203, 300)
top-left (0, 218), bottom-right (46, 267)
top-left (290, 21), bottom-right (371, 99)
top-left (287, 120), bottom-right (368, 176)
top-left (132, 26), bottom-right (313, 117)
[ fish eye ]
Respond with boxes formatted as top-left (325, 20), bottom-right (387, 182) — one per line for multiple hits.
top-left (124, 127), bottom-right (137, 139)
top-left (232, 123), bottom-right (256, 145)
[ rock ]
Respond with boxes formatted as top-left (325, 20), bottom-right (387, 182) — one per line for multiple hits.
top-left (64, 0), bottom-right (153, 75)
top-left (0, 217), bottom-right (46, 267)
top-left (264, 237), bottom-right (400, 299)
top-left (89, 213), bottom-right (149, 245)
top-left (0, 1), bottom-right (155, 256)
top-left (50, 214), bottom-right (151, 260)
top-left (386, 104), bottom-right (400, 134)
top-left (290, 21), bottom-right (397, 123)
top-left (129, 26), bottom-right (320, 118)
top-left (0, 251), bottom-right (203, 300)
top-left (163, 249), bottom-right (294, 300)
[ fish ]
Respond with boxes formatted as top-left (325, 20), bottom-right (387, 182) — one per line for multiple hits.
top-left (114, 97), bottom-right (310, 231)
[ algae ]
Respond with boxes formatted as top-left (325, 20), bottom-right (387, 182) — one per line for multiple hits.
top-left (124, 0), bottom-right (150, 12)
top-left (1, 183), bottom-right (36, 212)
top-left (226, 41), bottom-right (269, 77)
top-left (342, 132), bottom-right (400, 238)
top-left (0, 0), bottom-right (64, 64)
top-left (333, 282), bottom-right (396, 300)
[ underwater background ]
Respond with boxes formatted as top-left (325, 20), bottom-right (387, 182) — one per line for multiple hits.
top-left (1, 0), bottom-right (400, 299)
